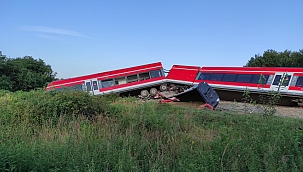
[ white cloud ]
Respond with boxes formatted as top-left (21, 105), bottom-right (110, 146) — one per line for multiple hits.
top-left (36, 33), bottom-right (60, 40)
top-left (20, 25), bottom-right (88, 38)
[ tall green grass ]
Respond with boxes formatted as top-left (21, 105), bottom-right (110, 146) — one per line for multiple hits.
top-left (0, 89), bottom-right (303, 171)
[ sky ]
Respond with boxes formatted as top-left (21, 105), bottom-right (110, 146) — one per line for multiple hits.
top-left (1, 0), bottom-right (302, 79)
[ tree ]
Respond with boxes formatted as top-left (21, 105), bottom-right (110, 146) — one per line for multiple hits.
top-left (245, 49), bottom-right (303, 67)
top-left (0, 53), bottom-right (56, 92)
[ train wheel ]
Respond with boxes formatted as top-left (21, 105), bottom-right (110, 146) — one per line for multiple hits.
top-left (140, 90), bottom-right (149, 98)
top-left (160, 84), bottom-right (168, 91)
top-left (150, 88), bottom-right (158, 96)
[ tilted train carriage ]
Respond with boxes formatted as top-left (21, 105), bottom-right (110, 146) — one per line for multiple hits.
top-left (164, 65), bottom-right (303, 106)
top-left (46, 62), bottom-right (166, 97)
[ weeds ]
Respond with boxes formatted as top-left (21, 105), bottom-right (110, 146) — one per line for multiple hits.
top-left (0, 89), bottom-right (303, 171)
top-left (241, 73), bottom-right (288, 116)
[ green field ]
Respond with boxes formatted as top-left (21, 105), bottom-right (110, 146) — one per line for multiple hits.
top-left (0, 89), bottom-right (303, 171)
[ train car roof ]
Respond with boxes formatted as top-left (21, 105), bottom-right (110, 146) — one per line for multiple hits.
top-left (170, 64), bottom-right (200, 70)
top-left (200, 66), bottom-right (303, 72)
top-left (49, 62), bottom-right (163, 86)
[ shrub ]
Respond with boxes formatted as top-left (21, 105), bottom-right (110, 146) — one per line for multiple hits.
top-left (0, 89), bottom-right (112, 125)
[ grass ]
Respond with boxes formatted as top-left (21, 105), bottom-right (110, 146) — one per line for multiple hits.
top-left (0, 89), bottom-right (303, 171)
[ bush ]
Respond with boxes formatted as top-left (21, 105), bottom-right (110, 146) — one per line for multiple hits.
top-left (0, 89), bottom-right (112, 125)
top-left (1, 90), bottom-right (303, 171)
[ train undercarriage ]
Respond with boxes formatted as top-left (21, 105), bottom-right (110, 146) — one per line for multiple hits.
top-left (212, 88), bottom-right (302, 106)
top-left (130, 82), bottom-right (302, 107)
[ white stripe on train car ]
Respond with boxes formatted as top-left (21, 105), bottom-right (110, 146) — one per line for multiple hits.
top-left (96, 66), bottom-right (163, 79)
top-left (163, 79), bottom-right (194, 85)
top-left (96, 80), bottom-right (165, 95)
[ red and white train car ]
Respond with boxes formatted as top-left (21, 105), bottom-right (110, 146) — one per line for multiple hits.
top-left (46, 62), bottom-right (165, 97)
top-left (165, 65), bottom-right (303, 106)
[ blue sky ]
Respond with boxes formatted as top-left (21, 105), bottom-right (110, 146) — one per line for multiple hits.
top-left (1, 0), bottom-right (302, 79)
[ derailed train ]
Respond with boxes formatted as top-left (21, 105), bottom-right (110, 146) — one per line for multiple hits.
top-left (46, 62), bottom-right (303, 106)
top-left (166, 65), bottom-right (303, 106)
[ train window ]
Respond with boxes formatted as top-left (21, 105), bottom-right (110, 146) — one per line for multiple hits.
top-left (283, 75), bottom-right (291, 86)
top-left (273, 75), bottom-right (291, 86)
top-left (296, 77), bottom-right (303, 87)
top-left (139, 72), bottom-right (150, 80)
top-left (210, 73), bottom-right (223, 81)
top-left (86, 82), bottom-right (92, 91)
top-left (222, 74), bottom-right (237, 82)
top-left (114, 77), bottom-right (127, 85)
top-left (150, 70), bottom-right (162, 78)
top-left (251, 75), bottom-right (269, 84)
top-left (101, 79), bottom-right (115, 88)
top-left (197, 73), bottom-right (211, 80)
top-left (272, 75), bottom-right (282, 85)
top-left (58, 84), bottom-right (83, 92)
top-left (127, 74), bottom-right (138, 83)
top-left (71, 84), bottom-right (83, 91)
top-left (236, 74), bottom-right (252, 83)
top-left (92, 81), bottom-right (98, 90)
top-left (55, 87), bottom-right (63, 91)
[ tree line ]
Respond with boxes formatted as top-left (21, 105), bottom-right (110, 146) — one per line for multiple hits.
top-left (245, 49), bottom-right (303, 67)
top-left (0, 51), bottom-right (56, 92)
top-left (0, 49), bottom-right (302, 92)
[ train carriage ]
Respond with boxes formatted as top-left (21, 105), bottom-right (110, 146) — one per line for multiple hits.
top-left (194, 67), bottom-right (303, 105)
top-left (46, 62), bottom-right (165, 97)
top-left (165, 65), bottom-right (303, 106)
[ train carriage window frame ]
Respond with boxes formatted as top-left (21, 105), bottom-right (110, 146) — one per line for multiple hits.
top-left (92, 81), bottom-right (98, 90)
top-left (139, 72), bottom-right (150, 80)
top-left (272, 75), bottom-right (291, 86)
top-left (283, 75), bottom-right (292, 86)
top-left (210, 73), bottom-right (224, 81)
top-left (72, 84), bottom-right (84, 91)
top-left (127, 74), bottom-right (139, 83)
top-left (55, 84), bottom-right (83, 92)
top-left (86, 82), bottom-right (92, 91)
top-left (236, 74), bottom-right (252, 83)
top-left (101, 79), bottom-right (115, 88)
top-left (197, 73), bottom-right (211, 80)
top-left (150, 70), bottom-right (163, 78)
top-left (222, 74), bottom-right (237, 82)
top-left (296, 76), bottom-right (303, 87)
top-left (251, 74), bottom-right (270, 84)
top-left (114, 76), bottom-right (127, 85)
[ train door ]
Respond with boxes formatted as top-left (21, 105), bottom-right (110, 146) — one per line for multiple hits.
top-left (270, 72), bottom-right (293, 92)
top-left (85, 79), bottom-right (100, 95)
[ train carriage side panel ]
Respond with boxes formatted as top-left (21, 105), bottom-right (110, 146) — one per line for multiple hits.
top-left (166, 65), bottom-right (200, 85)
top-left (46, 62), bottom-right (164, 96)
top-left (194, 66), bottom-right (303, 105)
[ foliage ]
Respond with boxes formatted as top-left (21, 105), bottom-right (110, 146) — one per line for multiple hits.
top-left (245, 49), bottom-right (303, 67)
top-left (0, 89), bottom-right (112, 125)
top-left (0, 53), bottom-right (56, 92)
top-left (241, 88), bottom-right (256, 114)
top-left (1, 90), bottom-right (303, 171)
top-left (256, 91), bottom-right (281, 116)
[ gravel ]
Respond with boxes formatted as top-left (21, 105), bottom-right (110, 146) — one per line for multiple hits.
top-left (216, 101), bottom-right (303, 119)
top-left (168, 100), bottom-right (303, 119)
